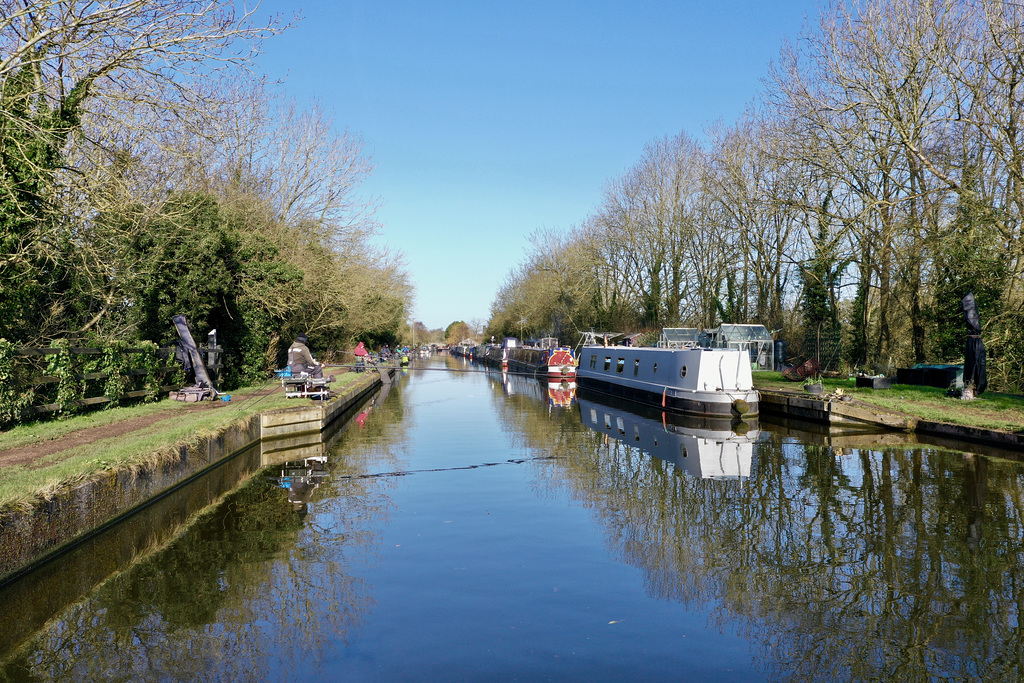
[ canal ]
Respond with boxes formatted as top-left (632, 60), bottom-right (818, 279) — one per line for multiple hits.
top-left (1, 354), bottom-right (1022, 681)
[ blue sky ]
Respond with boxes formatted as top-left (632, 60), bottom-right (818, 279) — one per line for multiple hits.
top-left (254, 1), bottom-right (817, 331)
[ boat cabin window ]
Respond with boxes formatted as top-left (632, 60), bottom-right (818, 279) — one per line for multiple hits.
top-left (604, 357), bottom-right (611, 371)
top-left (616, 358), bottom-right (625, 374)
top-left (590, 355), bottom-right (597, 369)
top-left (680, 365), bottom-right (687, 378)
top-left (653, 363), bottom-right (658, 374)
top-left (633, 359), bottom-right (640, 376)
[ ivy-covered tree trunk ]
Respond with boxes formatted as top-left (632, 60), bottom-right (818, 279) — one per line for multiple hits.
top-left (0, 65), bottom-right (87, 342)
top-left (846, 253), bottom-right (871, 368)
top-left (927, 165), bottom-right (1006, 363)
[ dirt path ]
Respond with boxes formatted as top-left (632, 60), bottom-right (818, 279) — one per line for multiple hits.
top-left (0, 385), bottom-right (283, 470)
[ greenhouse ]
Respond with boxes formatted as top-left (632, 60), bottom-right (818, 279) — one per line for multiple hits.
top-left (658, 328), bottom-right (701, 348)
top-left (703, 324), bottom-right (775, 370)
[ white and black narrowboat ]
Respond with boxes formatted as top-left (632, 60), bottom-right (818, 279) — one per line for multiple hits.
top-left (576, 345), bottom-right (758, 418)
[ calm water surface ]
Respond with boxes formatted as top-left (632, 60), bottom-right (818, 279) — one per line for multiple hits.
top-left (1, 355), bottom-right (1022, 681)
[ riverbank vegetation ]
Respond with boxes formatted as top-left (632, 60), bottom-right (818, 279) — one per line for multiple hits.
top-left (488, 0), bottom-right (1024, 394)
top-left (0, 1), bottom-right (411, 391)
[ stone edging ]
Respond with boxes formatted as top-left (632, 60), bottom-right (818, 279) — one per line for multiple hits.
top-left (758, 389), bottom-right (1024, 451)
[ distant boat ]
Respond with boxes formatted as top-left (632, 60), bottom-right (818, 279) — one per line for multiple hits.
top-left (576, 345), bottom-right (758, 418)
top-left (508, 339), bottom-right (577, 380)
top-left (478, 337), bottom-right (518, 369)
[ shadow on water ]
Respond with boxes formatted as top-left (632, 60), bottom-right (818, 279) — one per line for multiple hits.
top-left (0, 380), bottom-right (397, 667)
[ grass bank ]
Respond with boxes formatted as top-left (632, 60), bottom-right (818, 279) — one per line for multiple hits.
top-left (0, 370), bottom-right (364, 512)
top-left (753, 371), bottom-right (1024, 433)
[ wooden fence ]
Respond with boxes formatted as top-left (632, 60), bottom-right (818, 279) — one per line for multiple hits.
top-left (0, 342), bottom-right (223, 423)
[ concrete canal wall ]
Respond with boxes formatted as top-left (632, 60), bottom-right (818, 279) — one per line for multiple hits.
top-left (760, 389), bottom-right (1024, 451)
top-left (0, 368), bottom-right (392, 586)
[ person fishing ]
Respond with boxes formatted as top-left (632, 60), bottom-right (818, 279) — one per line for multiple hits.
top-left (353, 340), bottom-right (369, 372)
top-left (288, 333), bottom-right (326, 379)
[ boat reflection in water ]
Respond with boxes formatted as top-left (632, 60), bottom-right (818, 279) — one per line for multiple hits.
top-left (578, 388), bottom-right (758, 479)
top-left (492, 368), bottom-right (577, 408)
top-left (546, 380), bottom-right (576, 408)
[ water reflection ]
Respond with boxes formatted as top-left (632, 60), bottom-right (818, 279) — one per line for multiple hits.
top-left (272, 456), bottom-right (329, 513)
top-left (0, 380), bottom-right (408, 681)
top-left (577, 389), bottom-right (758, 479)
top-left (0, 474), bottom-right (379, 681)
top-left (546, 380), bottom-right (576, 408)
top-left (485, 373), bottom-right (1024, 680)
top-left (2, 359), bottom-right (1024, 681)
top-left (488, 367), bottom-right (577, 409)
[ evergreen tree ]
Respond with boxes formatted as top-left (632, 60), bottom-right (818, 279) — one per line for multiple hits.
top-left (928, 166), bottom-right (1006, 362)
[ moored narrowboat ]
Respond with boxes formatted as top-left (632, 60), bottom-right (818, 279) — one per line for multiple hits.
top-left (507, 342), bottom-right (577, 380)
top-left (576, 345), bottom-right (758, 418)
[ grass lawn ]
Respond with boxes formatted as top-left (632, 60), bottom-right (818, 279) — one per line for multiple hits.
top-left (753, 371), bottom-right (1024, 433)
top-left (0, 370), bottom-right (365, 511)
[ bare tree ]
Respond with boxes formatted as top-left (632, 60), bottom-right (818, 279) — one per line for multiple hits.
top-left (706, 108), bottom-right (801, 332)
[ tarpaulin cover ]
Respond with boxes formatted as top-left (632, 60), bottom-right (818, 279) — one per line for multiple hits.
top-left (962, 292), bottom-right (987, 394)
top-left (782, 358), bottom-right (820, 381)
top-left (172, 314), bottom-right (214, 390)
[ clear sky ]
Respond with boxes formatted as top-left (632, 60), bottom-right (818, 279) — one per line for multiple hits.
top-left (254, 1), bottom-right (817, 331)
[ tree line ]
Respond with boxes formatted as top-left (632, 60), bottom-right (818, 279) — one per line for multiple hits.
top-left (0, 0), bottom-right (411, 388)
top-left (487, 0), bottom-right (1024, 392)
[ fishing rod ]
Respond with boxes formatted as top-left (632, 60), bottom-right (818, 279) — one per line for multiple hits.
top-left (230, 373), bottom-right (284, 411)
top-left (327, 362), bottom-right (569, 378)
top-left (226, 351), bottom-right (569, 410)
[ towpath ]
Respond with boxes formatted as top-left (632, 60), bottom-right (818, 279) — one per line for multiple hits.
top-left (0, 385), bottom-right (283, 470)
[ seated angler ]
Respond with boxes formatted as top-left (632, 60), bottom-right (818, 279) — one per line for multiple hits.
top-left (288, 333), bottom-right (329, 380)
top-left (352, 340), bottom-right (370, 371)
